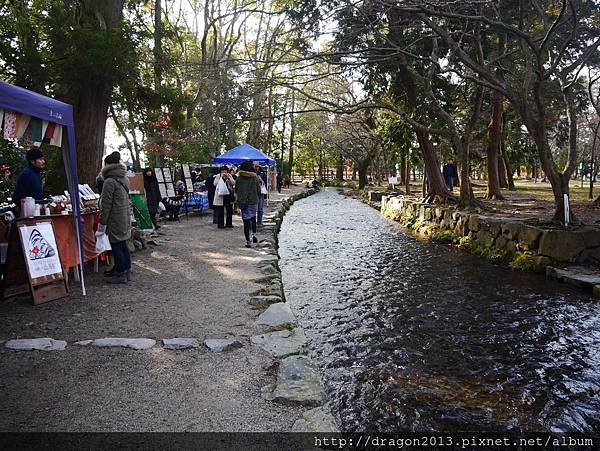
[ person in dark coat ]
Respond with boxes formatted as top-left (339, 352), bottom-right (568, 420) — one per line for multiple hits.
top-left (206, 167), bottom-right (218, 224)
top-left (12, 148), bottom-right (45, 211)
top-left (442, 159), bottom-right (458, 192)
top-left (236, 161), bottom-right (261, 247)
top-left (143, 167), bottom-right (161, 230)
top-left (98, 151), bottom-right (131, 284)
top-left (276, 172), bottom-right (283, 193)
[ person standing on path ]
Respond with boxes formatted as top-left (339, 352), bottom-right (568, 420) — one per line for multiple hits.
top-left (442, 159), bottom-right (458, 192)
top-left (213, 165), bottom-right (235, 229)
top-left (236, 161), bottom-right (261, 248)
top-left (206, 167), bottom-right (218, 224)
top-left (276, 171), bottom-right (282, 193)
top-left (98, 151), bottom-right (132, 284)
top-left (143, 167), bottom-right (161, 230)
top-left (254, 162), bottom-right (266, 225)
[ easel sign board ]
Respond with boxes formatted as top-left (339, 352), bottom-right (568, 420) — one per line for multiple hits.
top-left (181, 164), bottom-right (194, 193)
top-left (155, 167), bottom-right (176, 199)
top-left (7, 221), bottom-right (69, 304)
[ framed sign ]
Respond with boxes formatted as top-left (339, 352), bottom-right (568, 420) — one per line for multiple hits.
top-left (155, 167), bottom-right (176, 199)
top-left (1, 220), bottom-right (68, 305)
top-left (181, 164), bottom-right (195, 193)
top-left (19, 222), bottom-right (64, 283)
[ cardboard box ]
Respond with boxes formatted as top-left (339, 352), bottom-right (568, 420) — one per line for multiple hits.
top-left (128, 172), bottom-right (145, 194)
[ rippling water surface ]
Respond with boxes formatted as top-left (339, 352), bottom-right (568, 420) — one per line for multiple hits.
top-left (279, 190), bottom-right (600, 432)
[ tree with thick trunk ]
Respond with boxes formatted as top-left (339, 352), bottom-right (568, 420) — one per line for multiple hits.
top-left (72, 1), bottom-right (126, 186)
top-left (485, 88), bottom-right (504, 199)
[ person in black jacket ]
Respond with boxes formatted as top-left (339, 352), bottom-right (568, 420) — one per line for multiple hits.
top-left (12, 148), bottom-right (45, 211)
top-left (442, 159), bottom-right (458, 192)
top-left (206, 167), bottom-right (219, 224)
top-left (143, 168), bottom-right (161, 230)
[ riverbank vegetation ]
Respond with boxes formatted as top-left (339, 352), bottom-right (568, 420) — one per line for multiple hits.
top-left (1, 1), bottom-right (599, 226)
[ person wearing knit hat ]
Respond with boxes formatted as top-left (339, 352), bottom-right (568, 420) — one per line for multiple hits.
top-left (236, 160), bottom-right (261, 247)
top-left (12, 147), bottom-right (46, 210)
top-left (98, 149), bottom-right (132, 283)
top-left (104, 151), bottom-right (121, 165)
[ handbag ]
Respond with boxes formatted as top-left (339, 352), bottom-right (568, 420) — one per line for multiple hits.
top-left (216, 178), bottom-right (230, 196)
top-left (95, 233), bottom-right (112, 253)
top-left (261, 184), bottom-right (268, 195)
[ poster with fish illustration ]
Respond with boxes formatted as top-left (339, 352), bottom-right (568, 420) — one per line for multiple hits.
top-left (18, 222), bottom-right (63, 280)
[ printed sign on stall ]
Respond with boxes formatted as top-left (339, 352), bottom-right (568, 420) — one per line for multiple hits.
top-left (18, 222), bottom-right (63, 281)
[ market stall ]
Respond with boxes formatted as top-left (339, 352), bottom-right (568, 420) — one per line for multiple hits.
top-left (213, 143), bottom-right (276, 203)
top-left (0, 80), bottom-right (87, 302)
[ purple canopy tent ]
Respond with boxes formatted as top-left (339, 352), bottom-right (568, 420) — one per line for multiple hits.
top-left (0, 80), bottom-right (86, 295)
top-left (214, 143), bottom-right (277, 204)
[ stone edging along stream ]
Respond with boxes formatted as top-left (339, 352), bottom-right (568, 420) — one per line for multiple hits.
top-left (249, 188), bottom-right (340, 432)
top-left (355, 190), bottom-right (600, 296)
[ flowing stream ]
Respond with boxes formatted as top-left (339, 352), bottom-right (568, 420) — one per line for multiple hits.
top-left (279, 189), bottom-right (600, 432)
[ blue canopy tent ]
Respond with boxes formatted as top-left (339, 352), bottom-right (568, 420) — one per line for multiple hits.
top-left (0, 80), bottom-right (86, 295)
top-left (213, 143), bottom-right (276, 166)
top-left (213, 143), bottom-right (277, 204)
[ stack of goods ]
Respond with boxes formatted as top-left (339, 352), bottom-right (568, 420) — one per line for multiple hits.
top-left (78, 184), bottom-right (99, 212)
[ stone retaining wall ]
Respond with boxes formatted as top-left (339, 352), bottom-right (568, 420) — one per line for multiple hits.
top-left (381, 195), bottom-right (600, 268)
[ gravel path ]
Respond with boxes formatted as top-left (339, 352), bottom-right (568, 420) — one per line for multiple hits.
top-left (0, 188), bottom-right (306, 432)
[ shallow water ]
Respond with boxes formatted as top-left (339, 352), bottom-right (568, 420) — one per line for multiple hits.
top-left (279, 190), bottom-right (600, 432)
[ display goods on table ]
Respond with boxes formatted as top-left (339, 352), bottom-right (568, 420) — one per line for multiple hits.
top-left (0, 80), bottom-right (89, 297)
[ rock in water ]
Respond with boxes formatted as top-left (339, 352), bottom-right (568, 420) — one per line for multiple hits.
top-left (263, 355), bottom-right (325, 406)
top-left (250, 329), bottom-right (307, 357)
top-left (89, 338), bottom-right (156, 350)
top-left (292, 406), bottom-right (339, 432)
top-left (5, 338), bottom-right (66, 351)
top-left (204, 338), bottom-right (242, 353)
top-left (163, 338), bottom-right (200, 350)
top-left (255, 303), bottom-right (296, 327)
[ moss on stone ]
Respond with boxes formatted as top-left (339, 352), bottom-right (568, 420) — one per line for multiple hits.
top-left (509, 251), bottom-right (551, 272)
top-left (432, 230), bottom-right (460, 244)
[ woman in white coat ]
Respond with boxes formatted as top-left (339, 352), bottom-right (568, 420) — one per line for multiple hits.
top-left (213, 165), bottom-right (235, 228)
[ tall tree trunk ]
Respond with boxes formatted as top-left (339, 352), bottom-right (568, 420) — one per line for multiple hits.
top-left (287, 91), bottom-right (295, 178)
top-left (485, 89), bottom-right (504, 199)
top-left (153, 0), bottom-right (164, 166)
top-left (501, 138), bottom-right (515, 190)
top-left (336, 154), bottom-right (344, 180)
top-left (400, 152), bottom-right (407, 185)
top-left (498, 156), bottom-right (508, 188)
top-left (357, 157), bottom-right (371, 189)
top-left (415, 130), bottom-right (449, 199)
top-left (73, 0), bottom-right (125, 185)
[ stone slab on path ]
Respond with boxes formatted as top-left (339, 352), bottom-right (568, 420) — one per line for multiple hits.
top-left (255, 303), bottom-right (296, 327)
top-left (248, 295), bottom-right (282, 306)
top-left (250, 329), bottom-right (307, 358)
top-left (547, 266), bottom-right (600, 295)
top-left (163, 338), bottom-right (200, 350)
top-left (204, 338), bottom-right (242, 353)
top-left (262, 355), bottom-right (325, 406)
top-left (292, 406), bottom-right (339, 432)
top-left (5, 338), bottom-right (66, 351)
top-left (77, 338), bottom-right (156, 350)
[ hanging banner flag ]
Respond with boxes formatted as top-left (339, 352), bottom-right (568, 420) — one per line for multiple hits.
top-left (29, 117), bottom-right (43, 143)
top-left (49, 124), bottom-right (62, 147)
top-left (16, 113), bottom-right (31, 139)
top-left (3, 111), bottom-right (17, 139)
top-left (0, 109), bottom-right (4, 131)
top-left (44, 122), bottom-right (56, 141)
top-left (37, 120), bottom-right (50, 147)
